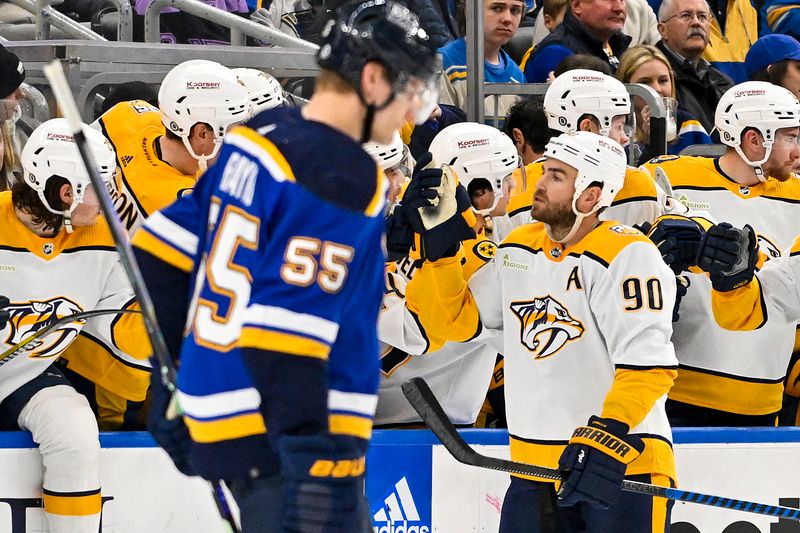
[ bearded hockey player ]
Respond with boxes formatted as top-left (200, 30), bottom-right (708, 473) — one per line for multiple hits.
top-left (403, 131), bottom-right (678, 532)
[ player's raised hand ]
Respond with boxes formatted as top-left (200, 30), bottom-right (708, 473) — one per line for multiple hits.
top-left (400, 152), bottom-right (475, 261)
top-left (697, 223), bottom-right (758, 292)
top-left (638, 215), bottom-right (705, 274)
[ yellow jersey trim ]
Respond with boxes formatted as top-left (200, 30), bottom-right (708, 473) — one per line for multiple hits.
top-left (185, 412), bottom-right (267, 443)
top-left (670, 366), bottom-right (784, 415)
top-left (131, 228), bottom-right (194, 273)
top-left (239, 327), bottom-right (330, 359)
top-left (43, 489), bottom-right (102, 516)
top-left (329, 414), bottom-right (373, 439)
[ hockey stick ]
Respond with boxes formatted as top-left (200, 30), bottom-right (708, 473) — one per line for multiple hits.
top-left (0, 308), bottom-right (139, 364)
top-left (401, 377), bottom-right (800, 522)
top-left (43, 60), bottom-right (240, 533)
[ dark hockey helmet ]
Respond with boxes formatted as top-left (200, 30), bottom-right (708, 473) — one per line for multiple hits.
top-left (317, 0), bottom-right (439, 122)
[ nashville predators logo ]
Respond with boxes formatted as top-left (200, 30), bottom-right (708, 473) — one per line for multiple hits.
top-left (2, 297), bottom-right (84, 359)
top-left (510, 296), bottom-right (584, 359)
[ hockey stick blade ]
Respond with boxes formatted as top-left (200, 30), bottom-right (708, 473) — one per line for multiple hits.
top-left (402, 377), bottom-right (800, 521)
top-left (0, 308), bottom-right (140, 363)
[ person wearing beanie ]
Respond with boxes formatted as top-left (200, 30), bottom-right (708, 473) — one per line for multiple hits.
top-left (0, 45), bottom-right (25, 101)
top-left (746, 34), bottom-right (800, 100)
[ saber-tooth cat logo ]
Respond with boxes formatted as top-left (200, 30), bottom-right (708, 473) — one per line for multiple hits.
top-left (372, 477), bottom-right (429, 533)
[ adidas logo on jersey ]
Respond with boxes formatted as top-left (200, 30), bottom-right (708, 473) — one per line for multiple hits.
top-left (372, 477), bottom-right (429, 533)
top-left (120, 155), bottom-right (134, 167)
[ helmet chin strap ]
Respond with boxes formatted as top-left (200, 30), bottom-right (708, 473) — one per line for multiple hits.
top-left (734, 141), bottom-right (773, 183)
top-left (358, 90), bottom-right (397, 145)
top-left (547, 195), bottom-right (601, 245)
top-left (183, 137), bottom-right (222, 173)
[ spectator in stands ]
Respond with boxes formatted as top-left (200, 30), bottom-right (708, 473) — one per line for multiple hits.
top-left (132, 0), bottom-right (249, 44)
top-left (0, 45), bottom-right (24, 103)
top-left (0, 45), bottom-right (25, 191)
top-left (655, 0), bottom-right (733, 133)
top-left (531, 0), bottom-right (658, 48)
top-left (438, 0), bottom-right (526, 124)
top-left (760, 0), bottom-right (800, 40)
top-left (521, 0), bottom-right (631, 82)
top-left (745, 34), bottom-right (800, 101)
top-left (618, 44), bottom-right (711, 161)
top-left (702, 0), bottom-right (756, 84)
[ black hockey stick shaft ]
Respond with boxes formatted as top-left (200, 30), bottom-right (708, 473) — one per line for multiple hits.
top-left (401, 377), bottom-right (800, 522)
top-left (0, 308), bottom-right (140, 363)
top-left (43, 60), bottom-right (240, 533)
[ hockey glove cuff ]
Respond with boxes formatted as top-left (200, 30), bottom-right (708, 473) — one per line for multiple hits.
top-left (557, 416), bottom-right (644, 510)
top-left (147, 361), bottom-right (196, 477)
top-left (279, 434), bottom-right (367, 533)
top-left (0, 295), bottom-right (9, 330)
top-left (697, 223), bottom-right (758, 292)
top-left (640, 216), bottom-right (705, 274)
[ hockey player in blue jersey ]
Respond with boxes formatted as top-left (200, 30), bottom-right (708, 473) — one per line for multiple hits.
top-left (131, 1), bottom-right (439, 531)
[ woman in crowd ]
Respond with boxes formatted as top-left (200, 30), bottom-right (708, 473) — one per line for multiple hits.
top-left (617, 44), bottom-right (711, 163)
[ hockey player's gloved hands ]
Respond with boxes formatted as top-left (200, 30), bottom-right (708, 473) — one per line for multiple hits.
top-left (279, 434), bottom-right (368, 532)
top-left (638, 216), bottom-right (704, 274)
top-left (673, 276), bottom-right (689, 322)
top-left (0, 295), bottom-right (9, 329)
top-left (696, 223), bottom-right (758, 292)
top-left (557, 416), bottom-right (644, 510)
top-left (385, 204), bottom-right (415, 262)
top-left (401, 152), bottom-right (475, 261)
top-left (147, 363), bottom-right (196, 477)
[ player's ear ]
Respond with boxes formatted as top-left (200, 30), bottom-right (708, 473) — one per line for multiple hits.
top-left (59, 182), bottom-right (73, 205)
top-left (189, 122), bottom-right (212, 141)
top-left (360, 61), bottom-right (392, 107)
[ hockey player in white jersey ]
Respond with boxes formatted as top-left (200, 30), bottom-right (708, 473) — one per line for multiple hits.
top-left (641, 81), bottom-right (800, 425)
top-left (0, 118), bottom-right (148, 532)
top-left (503, 70), bottom-right (676, 237)
top-left (377, 123), bottom-right (517, 427)
top-left (402, 131), bottom-right (678, 532)
top-left (233, 68), bottom-right (286, 119)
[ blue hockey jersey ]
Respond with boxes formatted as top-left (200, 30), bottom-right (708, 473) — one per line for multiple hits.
top-left (132, 107), bottom-right (387, 479)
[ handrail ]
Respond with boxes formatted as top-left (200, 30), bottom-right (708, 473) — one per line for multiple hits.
top-left (17, 82), bottom-right (50, 122)
top-left (105, 0), bottom-right (134, 42)
top-left (143, 0), bottom-right (318, 50)
top-left (5, 0), bottom-right (107, 41)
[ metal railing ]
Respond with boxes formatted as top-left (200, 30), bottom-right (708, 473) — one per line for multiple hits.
top-left (143, 0), bottom-right (318, 50)
top-left (5, 0), bottom-right (107, 41)
top-left (18, 82), bottom-right (50, 122)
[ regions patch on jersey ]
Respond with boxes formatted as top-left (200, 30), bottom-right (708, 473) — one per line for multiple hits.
top-left (648, 154), bottom-right (680, 165)
top-left (674, 193), bottom-right (711, 210)
top-left (510, 296), bottom-right (585, 359)
top-left (473, 240), bottom-right (497, 262)
top-left (608, 224), bottom-right (641, 236)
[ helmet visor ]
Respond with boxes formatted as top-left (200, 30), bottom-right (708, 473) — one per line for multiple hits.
top-left (397, 75), bottom-right (439, 125)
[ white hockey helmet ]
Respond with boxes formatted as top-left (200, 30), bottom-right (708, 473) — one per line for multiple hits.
top-left (544, 69), bottom-right (631, 137)
top-left (363, 130), bottom-right (407, 170)
top-left (233, 68), bottom-right (285, 118)
top-left (428, 122), bottom-right (519, 214)
top-left (715, 81), bottom-right (800, 180)
top-left (541, 131), bottom-right (626, 242)
top-left (158, 60), bottom-right (249, 167)
top-left (21, 118), bottom-right (116, 229)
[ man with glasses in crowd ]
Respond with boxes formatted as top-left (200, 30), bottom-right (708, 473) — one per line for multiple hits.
top-left (655, 0), bottom-right (733, 133)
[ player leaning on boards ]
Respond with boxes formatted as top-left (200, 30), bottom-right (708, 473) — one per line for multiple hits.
top-left (131, 1), bottom-right (439, 531)
top-left (0, 119), bottom-right (148, 533)
top-left (403, 131), bottom-right (678, 532)
top-left (641, 81), bottom-right (800, 426)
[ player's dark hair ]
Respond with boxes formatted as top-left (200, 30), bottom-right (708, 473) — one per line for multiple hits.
top-left (749, 60), bottom-right (790, 86)
top-left (11, 177), bottom-right (68, 232)
top-left (554, 54), bottom-right (612, 77)
top-left (503, 98), bottom-right (557, 154)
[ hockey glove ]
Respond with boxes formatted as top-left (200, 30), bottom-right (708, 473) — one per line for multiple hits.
top-left (147, 361), bottom-right (196, 477)
top-left (557, 416), bottom-right (644, 510)
top-left (0, 295), bottom-right (9, 330)
top-left (385, 203), bottom-right (415, 262)
top-left (696, 223), bottom-right (758, 292)
top-left (638, 216), bottom-right (705, 274)
top-left (673, 275), bottom-right (689, 322)
top-left (279, 434), bottom-right (368, 533)
top-left (400, 152), bottom-right (476, 261)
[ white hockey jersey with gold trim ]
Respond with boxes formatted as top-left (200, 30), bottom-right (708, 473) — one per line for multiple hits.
top-left (0, 191), bottom-right (148, 402)
top-left (405, 221), bottom-right (678, 482)
top-left (642, 155), bottom-right (800, 416)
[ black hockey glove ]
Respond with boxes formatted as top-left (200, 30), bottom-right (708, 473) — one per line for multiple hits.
top-left (637, 216), bottom-right (705, 274)
top-left (279, 434), bottom-right (369, 532)
top-left (385, 204), bottom-right (415, 262)
top-left (696, 223), bottom-right (758, 292)
top-left (0, 295), bottom-right (9, 330)
top-left (400, 152), bottom-right (475, 261)
top-left (147, 361), bottom-right (196, 477)
top-left (557, 416), bottom-right (644, 510)
top-left (673, 275), bottom-right (689, 322)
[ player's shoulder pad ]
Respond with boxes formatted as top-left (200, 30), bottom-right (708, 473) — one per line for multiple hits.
top-left (646, 154), bottom-right (681, 166)
top-left (462, 237), bottom-right (498, 280)
top-left (613, 166), bottom-right (658, 203)
top-left (577, 222), bottom-right (652, 268)
top-left (242, 107), bottom-right (381, 214)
